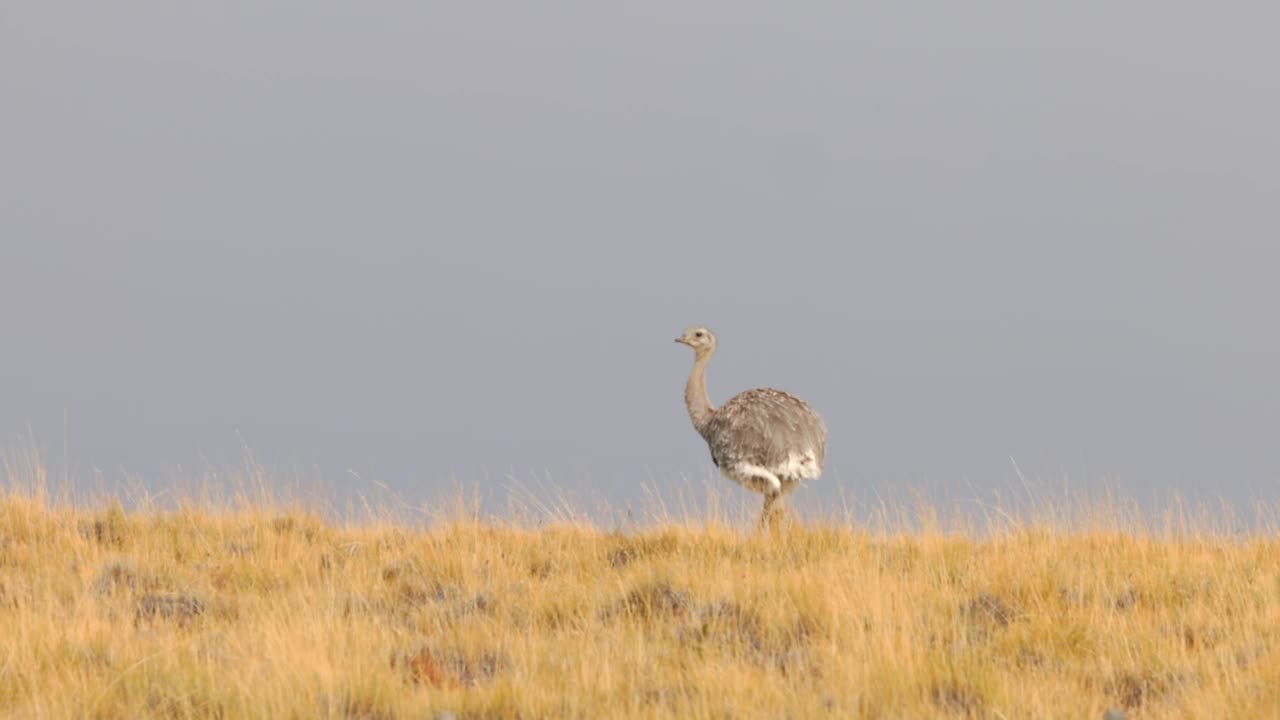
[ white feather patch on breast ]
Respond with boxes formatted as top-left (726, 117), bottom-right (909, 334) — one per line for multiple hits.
top-left (724, 462), bottom-right (783, 494)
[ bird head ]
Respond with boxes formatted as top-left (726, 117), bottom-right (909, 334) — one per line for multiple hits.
top-left (674, 326), bottom-right (716, 354)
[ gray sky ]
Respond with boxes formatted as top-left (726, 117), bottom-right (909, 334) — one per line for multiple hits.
top-left (3, 2), bottom-right (1278, 514)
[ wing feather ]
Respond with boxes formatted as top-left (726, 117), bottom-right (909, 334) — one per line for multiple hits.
top-left (703, 388), bottom-right (827, 476)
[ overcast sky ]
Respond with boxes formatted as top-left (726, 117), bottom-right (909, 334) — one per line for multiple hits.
top-left (3, 2), bottom-right (1278, 516)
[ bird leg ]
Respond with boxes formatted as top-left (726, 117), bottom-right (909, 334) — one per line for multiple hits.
top-left (759, 490), bottom-right (784, 532)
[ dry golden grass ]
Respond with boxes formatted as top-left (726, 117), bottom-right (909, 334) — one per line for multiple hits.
top-left (2, 470), bottom-right (1280, 718)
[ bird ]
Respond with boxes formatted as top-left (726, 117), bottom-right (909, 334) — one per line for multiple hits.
top-left (674, 326), bottom-right (827, 530)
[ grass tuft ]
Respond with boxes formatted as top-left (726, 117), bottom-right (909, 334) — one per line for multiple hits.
top-left (3, 469), bottom-right (1280, 717)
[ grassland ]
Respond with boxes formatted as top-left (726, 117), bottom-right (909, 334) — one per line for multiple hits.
top-left (2, 469), bottom-right (1280, 718)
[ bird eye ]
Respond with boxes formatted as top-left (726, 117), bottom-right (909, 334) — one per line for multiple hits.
top-left (695, 331), bottom-right (704, 338)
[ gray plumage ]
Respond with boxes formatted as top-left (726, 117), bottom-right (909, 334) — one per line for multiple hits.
top-left (675, 326), bottom-right (827, 528)
top-left (704, 388), bottom-right (827, 475)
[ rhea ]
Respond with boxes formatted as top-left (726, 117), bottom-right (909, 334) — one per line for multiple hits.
top-left (675, 326), bottom-right (827, 529)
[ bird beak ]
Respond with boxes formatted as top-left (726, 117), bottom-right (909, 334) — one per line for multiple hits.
top-left (674, 337), bottom-right (688, 346)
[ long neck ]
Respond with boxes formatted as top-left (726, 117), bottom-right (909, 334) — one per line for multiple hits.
top-left (684, 350), bottom-right (715, 435)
